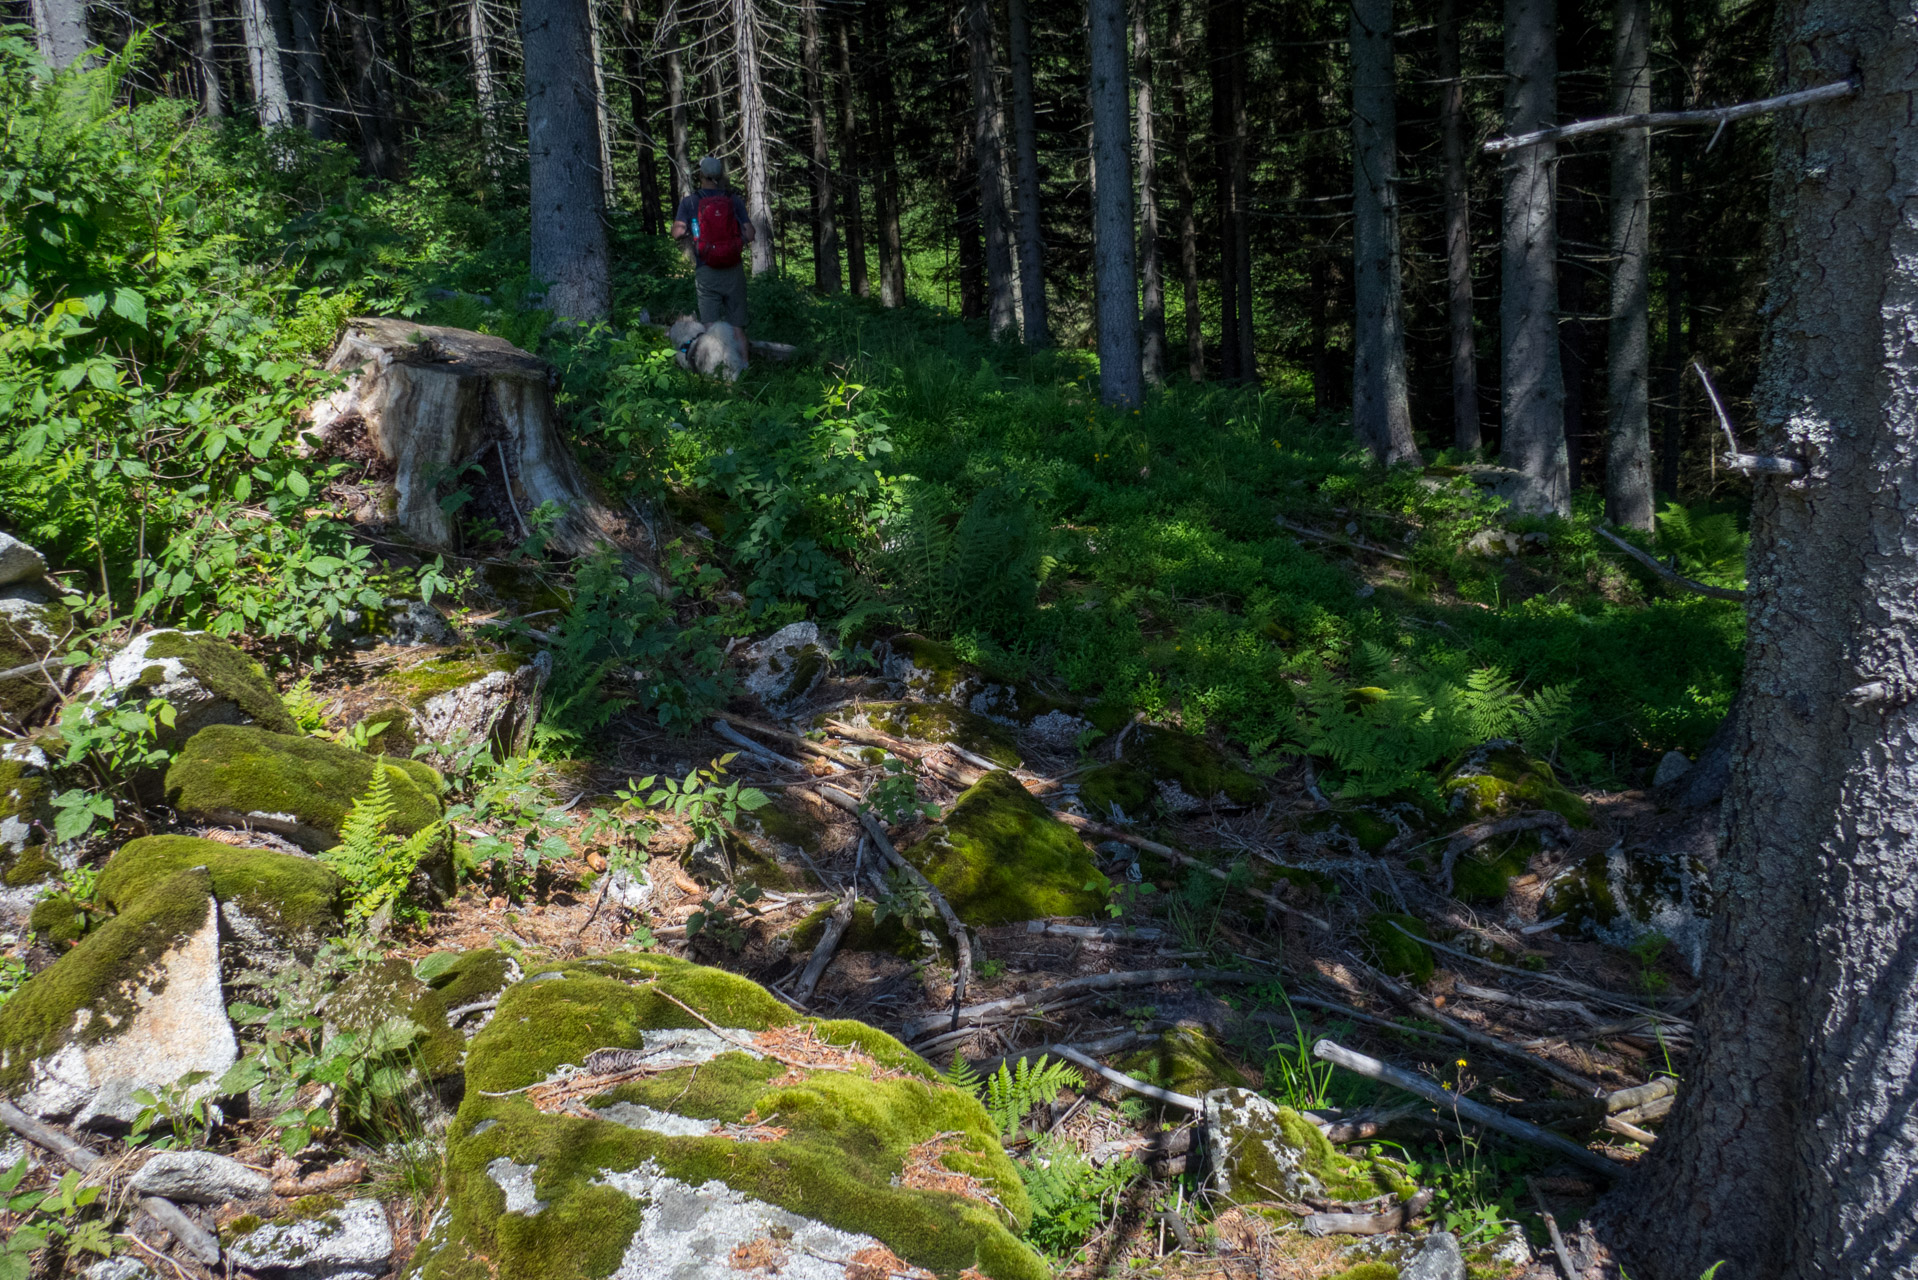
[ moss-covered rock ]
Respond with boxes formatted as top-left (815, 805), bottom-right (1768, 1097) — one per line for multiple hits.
top-left (1076, 761), bottom-right (1157, 824)
top-left (74, 630), bottom-right (299, 748)
top-left (1541, 838), bottom-right (1713, 974)
top-left (27, 893), bottom-right (96, 946)
top-left (686, 830), bottom-right (809, 892)
top-left (743, 799), bottom-right (827, 853)
top-left (98, 836), bottom-right (344, 968)
top-left (1443, 745), bottom-right (1590, 826)
top-left (1118, 1028), bottom-right (1255, 1100)
top-left (859, 701), bottom-right (1023, 769)
top-left (411, 952), bottom-right (1047, 1280)
top-left (882, 634), bottom-right (982, 704)
top-left (164, 725), bottom-right (443, 856)
top-left (1122, 726), bottom-right (1266, 811)
top-left (1203, 1088), bottom-right (1417, 1207)
top-left (0, 584), bottom-right (68, 724)
top-left (900, 771), bottom-right (1107, 927)
top-left (740, 622), bottom-right (828, 709)
top-left (0, 867), bottom-right (237, 1124)
top-left (329, 957), bottom-right (469, 1084)
top-left (791, 899), bottom-right (935, 959)
top-left (417, 948), bottom-right (514, 1007)
top-left (375, 648), bottom-right (549, 760)
top-left (1365, 913), bottom-right (1435, 985)
top-left (1, 744), bottom-right (55, 893)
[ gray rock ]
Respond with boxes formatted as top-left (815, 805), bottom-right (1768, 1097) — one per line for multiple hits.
top-left (84, 1259), bottom-right (153, 1280)
top-left (0, 532), bottom-right (47, 587)
top-left (1465, 527), bottom-right (1521, 557)
top-left (409, 650), bottom-right (550, 762)
top-left (382, 599), bottom-right (459, 647)
top-left (1458, 464), bottom-right (1561, 516)
top-left (1204, 1088), bottom-right (1325, 1201)
top-left (487, 1157), bottom-right (548, 1215)
top-left (740, 622), bottom-right (826, 709)
top-left (74, 629), bottom-right (298, 749)
top-left (604, 866), bottom-right (652, 912)
top-left (1652, 749), bottom-right (1692, 788)
top-left (1400, 1231), bottom-right (1465, 1280)
top-left (228, 1198), bottom-right (394, 1280)
top-left (129, 1150), bottom-right (272, 1204)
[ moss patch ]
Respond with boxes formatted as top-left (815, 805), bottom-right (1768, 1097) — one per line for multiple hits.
top-left (347, 703), bottom-right (419, 757)
top-left (419, 952), bottom-right (1045, 1280)
top-left (1329, 1264), bottom-right (1400, 1280)
top-left (1443, 747), bottom-right (1590, 826)
top-left (889, 634), bottom-right (977, 700)
top-left (0, 593), bottom-right (68, 722)
top-left (1077, 761), bottom-right (1156, 823)
top-left (1118, 1028), bottom-right (1255, 1099)
top-left (900, 771), bottom-right (1107, 927)
top-left (164, 725), bottom-right (441, 850)
top-left (863, 701), bottom-right (1023, 768)
top-left (1365, 914), bottom-right (1435, 985)
top-left (1209, 1090), bottom-right (1417, 1207)
top-left (27, 894), bottom-right (94, 946)
top-left (383, 650), bottom-right (526, 709)
top-left (98, 836), bottom-right (343, 954)
top-left (745, 800), bottom-right (825, 853)
top-left (420, 949), bottom-right (513, 1008)
top-left (791, 899), bottom-right (935, 959)
top-left (330, 957), bottom-right (467, 1080)
top-left (0, 868), bottom-right (214, 1091)
top-left (139, 631), bottom-right (301, 736)
top-left (1122, 726), bottom-right (1265, 807)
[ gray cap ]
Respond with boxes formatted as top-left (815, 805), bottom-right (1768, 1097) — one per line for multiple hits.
top-left (699, 155), bottom-right (725, 179)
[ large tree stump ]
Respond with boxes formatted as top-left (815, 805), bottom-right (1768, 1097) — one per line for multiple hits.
top-left (306, 318), bottom-right (650, 567)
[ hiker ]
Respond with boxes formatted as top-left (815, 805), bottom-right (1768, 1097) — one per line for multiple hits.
top-left (672, 156), bottom-right (756, 355)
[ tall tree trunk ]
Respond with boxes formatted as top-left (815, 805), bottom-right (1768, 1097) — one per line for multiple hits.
top-left (1437, 0), bottom-right (1480, 451)
top-left (30, 0), bottom-right (90, 69)
top-left (347, 0), bottom-right (403, 178)
top-left (735, 0), bottom-right (775, 274)
top-left (1224, 3), bottom-right (1254, 381)
top-left (1089, 0), bottom-right (1141, 406)
top-left (588, 0), bottom-right (617, 210)
top-left (239, 0), bottom-right (293, 129)
top-left (1612, 7), bottom-right (1918, 1276)
top-left (1165, 0), bottom-right (1201, 380)
top-left (470, 0), bottom-right (501, 175)
top-left (286, 0), bottom-right (331, 137)
top-left (662, 0), bottom-right (691, 199)
top-left (620, 0), bottom-right (662, 234)
top-left (1498, 0), bottom-right (1568, 514)
top-left (1658, 0), bottom-right (1690, 499)
top-left (866, 1), bottom-right (907, 306)
top-left (949, 4), bottom-right (983, 320)
top-left (1006, 0), bottom-right (1049, 345)
top-left (523, 0), bottom-right (612, 321)
top-left (1133, 0), bottom-right (1165, 384)
top-left (1207, 0), bottom-right (1238, 381)
top-left (192, 0), bottom-right (224, 116)
top-left (1603, 0), bottom-right (1652, 527)
top-left (832, 14), bottom-right (868, 298)
top-left (702, 9), bottom-right (725, 155)
top-left (1349, 0), bottom-right (1417, 465)
top-left (969, 0), bottom-right (1016, 338)
top-left (802, 0), bottom-right (841, 291)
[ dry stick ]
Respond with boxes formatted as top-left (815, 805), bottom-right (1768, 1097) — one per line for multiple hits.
top-left (789, 892), bottom-right (855, 1006)
top-left (967, 1027), bottom-right (1163, 1079)
top-left (1527, 1176), bottom-right (1584, 1280)
top-left (1048, 808), bottom-right (1333, 931)
top-left (901, 966), bottom-right (1259, 1042)
top-left (1594, 526), bottom-right (1746, 602)
top-left (1601, 1114), bottom-right (1659, 1145)
top-left (1483, 77), bottom-right (1856, 152)
top-left (1311, 1041), bottom-right (1623, 1179)
top-left (1023, 918), bottom-right (1166, 943)
top-left (0, 656), bottom-right (78, 684)
top-left (1453, 980), bottom-right (1598, 1023)
top-left (1604, 1075), bottom-right (1676, 1114)
top-left (494, 440), bottom-right (530, 542)
top-left (1692, 359), bottom-right (1806, 477)
top-left (724, 712), bottom-right (867, 769)
top-left (1274, 515), bottom-right (1410, 562)
top-left (1385, 922), bottom-right (1685, 1019)
top-left (1301, 1187), bottom-right (1435, 1238)
top-left (1611, 1093), bottom-right (1674, 1127)
top-left (1052, 1045), bottom-right (1201, 1111)
top-left (1242, 1002), bottom-right (1463, 1048)
top-left (712, 719), bottom-right (808, 772)
top-left (0, 1097), bottom-right (223, 1264)
top-left (1439, 812), bottom-right (1571, 892)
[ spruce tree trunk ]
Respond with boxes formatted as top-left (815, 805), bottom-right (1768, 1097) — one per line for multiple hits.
top-left (702, 9), bottom-right (725, 156)
top-left (662, 0), bottom-right (691, 200)
top-left (1207, 0), bottom-right (1238, 381)
top-left (1166, 0), bottom-right (1201, 381)
top-left (1088, 0), bottom-right (1141, 406)
top-left (193, 0), bottom-right (224, 117)
top-left (523, 0), bottom-right (613, 322)
top-left (1438, 0), bottom-right (1480, 451)
top-left (1349, 0), bottom-right (1417, 465)
top-left (30, 0), bottom-right (90, 70)
top-left (1659, 0), bottom-right (1691, 498)
top-left (286, 0), bottom-right (332, 138)
top-left (734, 0), bottom-right (775, 275)
top-left (802, 0), bottom-right (840, 291)
top-left (1224, 5), bottom-right (1254, 381)
top-left (867, 0), bottom-right (907, 307)
top-left (620, 0), bottom-right (663, 234)
top-left (949, 4), bottom-right (984, 321)
top-left (1006, 0), bottom-right (1049, 345)
top-left (587, 0), bottom-right (618, 211)
top-left (1133, 0), bottom-right (1165, 385)
top-left (1612, 7), bottom-right (1918, 1275)
top-left (1604, 0), bottom-right (1652, 528)
top-left (969, 0), bottom-right (1017, 339)
top-left (347, 0), bottom-right (404, 178)
top-left (1498, 0), bottom-right (1568, 514)
top-left (239, 0), bottom-right (293, 129)
top-left (470, 0), bottom-right (501, 176)
top-left (832, 15), bottom-right (869, 298)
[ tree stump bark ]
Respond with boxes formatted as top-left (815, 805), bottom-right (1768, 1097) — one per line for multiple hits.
top-left (307, 318), bottom-right (651, 569)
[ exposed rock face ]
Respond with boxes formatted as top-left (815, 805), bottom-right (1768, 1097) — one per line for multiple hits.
top-left (1399, 1231), bottom-right (1466, 1280)
top-left (129, 1150), bottom-right (273, 1203)
top-left (345, 649), bottom-right (550, 764)
top-left (740, 621), bottom-right (826, 710)
top-left (1203, 1088), bottom-right (1415, 1207)
top-left (0, 577), bottom-right (68, 723)
top-left (0, 532), bottom-right (48, 586)
top-left (1, 743), bottom-right (57, 928)
top-left (1541, 814), bottom-right (1717, 974)
top-left (0, 867), bottom-right (238, 1129)
top-left (75, 630), bottom-right (300, 748)
top-left (228, 1198), bottom-right (395, 1280)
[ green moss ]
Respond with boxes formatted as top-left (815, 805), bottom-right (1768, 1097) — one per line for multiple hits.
top-left (1118, 1028), bottom-right (1253, 1099)
top-left (480, 564), bottom-right (571, 618)
top-left (791, 900), bottom-right (934, 959)
top-left (163, 725), bottom-right (442, 850)
top-left (330, 957), bottom-right (467, 1080)
top-left (348, 703), bottom-right (419, 757)
top-left (747, 800), bottom-right (825, 853)
top-left (1365, 914), bottom-right (1435, 985)
top-left (221, 1214), bottom-right (264, 1245)
top-left (28, 894), bottom-right (92, 946)
top-left (0, 868), bottom-right (214, 1091)
top-left (422, 949), bottom-right (513, 1007)
top-left (890, 634), bottom-right (975, 699)
top-left (0, 595), bottom-right (68, 721)
top-left (419, 952), bottom-right (1045, 1280)
top-left (140, 631), bottom-right (301, 736)
top-left (1329, 1264), bottom-right (1400, 1280)
top-left (1124, 726), bottom-right (1266, 807)
top-left (900, 771), bottom-right (1107, 927)
top-left (4, 844), bottom-right (56, 888)
top-left (864, 701), bottom-right (1023, 768)
top-left (1450, 834), bottom-right (1538, 903)
top-left (1444, 748), bottom-right (1590, 827)
top-left (694, 829), bottom-right (807, 891)
top-left (1077, 761), bottom-right (1156, 823)
top-left (98, 836), bottom-right (343, 952)
top-left (385, 650), bottom-right (526, 708)
top-left (1228, 1100), bottom-right (1416, 1205)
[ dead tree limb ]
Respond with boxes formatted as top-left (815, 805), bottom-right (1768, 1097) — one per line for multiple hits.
top-left (1527, 1176), bottom-right (1583, 1280)
top-left (1692, 360), bottom-right (1806, 476)
top-left (966, 1027), bottom-right (1162, 1078)
top-left (1604, 1075), bottom-right (1676, 1114)
top-left (900, 966), bottom-right (1258, 1042)
top-left (1301, 1187), bottom-right (1435, 1237)
top-left (1439, 811), bottom-right (1571, 891)
top-left (1386, 921), bottom-right (1691, 1020)
top-left (1595, 526), bottom-right (1746, 601)
top-left (1052, 1045), bottom-right (1201, 1111)
top-left (1484, 78), bottom-right (1856, 153)
top-left (789, 892), bottom-right (854, 1006)
top-left (1311, 1041), bottom-right (1624, 1178)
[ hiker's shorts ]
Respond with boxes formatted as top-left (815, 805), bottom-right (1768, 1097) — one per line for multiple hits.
top-left (696, 263), bottom-right (749, 329)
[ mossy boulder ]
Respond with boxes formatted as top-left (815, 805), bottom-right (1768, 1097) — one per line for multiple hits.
top-left (1, 743), bottom-right (54, 887)
top-left (882, 634), bottom-right (982, 704)
top-left (1120, 726), bottom-right (1266, 812)
top-left (882, 635), bottom-right (1092, 749)
top-left (329, 957), bottom-right (469, 1086)
top-left (858, 701), bottom-right (1023, 769)
top-left (0, 867), bottom-right (238, 1126)
top-left (74, 630), bottom-right (300, 749)
top-left (1077, 760), bottom-right (1157, 824)
top-left (98, 836), bottom-right (345, 970)
top-left (900, 770), bottom-right (1107, 927)
top-left (28, 893), bottom-right (98, 947)
top-left (743, 798), bottom-right (828, 853)
top-left (0, 582), bottom-right (68, 723)
top-left (1204, 1088), bottom-right (1418, 1208)
top-left (791, 899), bottom-right (936, 960)
top-left (1118, 1028), bottom-right (1255, 1100)
top-left (164, 725), bottom-right (443, 861)
top-left (1365, 913), bottom-right (1436, 985)
top-left (1443, 745), bottom-right (1590, 826)
top-left (373, 648), bottom-right (550, 761)
top-left (1541, 836), bottom-right (1714, 974)
top-left (411, 952), bottom-right (1047, 1280)
top-left (415, 948), bottom-right (514, 1007)
top-left (740, 622), bottom-right (828, 709)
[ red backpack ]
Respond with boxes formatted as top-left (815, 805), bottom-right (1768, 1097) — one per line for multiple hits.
top-left (694, 192), bottom-right (744, 269)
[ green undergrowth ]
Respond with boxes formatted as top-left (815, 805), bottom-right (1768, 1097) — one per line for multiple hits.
top-left (900, 770), bottom-right (1107, 927)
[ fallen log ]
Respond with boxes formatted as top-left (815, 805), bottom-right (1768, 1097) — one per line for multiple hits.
top-left (1604, 1076), bottom-right (1676, 1114)
top-left (789, 892), bottom-right (855, 1006)
top-left (1439, 812), bottom-right (1571, 892)
top-left (1053, 1045), bottom-right (1201, 1111)
top-left (1301, 1187), bottom-right (1435, 1237)
top-left (901, 967), bottom-right (1258, 1042)
top-left (966, 1027), bottom-right (1161, 1079)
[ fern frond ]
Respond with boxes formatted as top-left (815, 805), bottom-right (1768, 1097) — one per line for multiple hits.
top-left (941, 1048), bottom-right (984, 1096)
top-left (984, 1054), bottom-right (1083, 1136)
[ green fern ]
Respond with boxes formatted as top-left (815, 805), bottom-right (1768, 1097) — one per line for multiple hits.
top-left (940, 1048), bottom-right (983, 1096)
top-left (1655, 501), bottom-right (1748, 584)
top-left (983, 1054), bottom-right (1083, 1137)
top-left (1019, 1136), bottom-right (1142, 1256)
top-left (323, 768), bottom-right (443, 923)
top-left (873, 483), bottom-right (1044, 639)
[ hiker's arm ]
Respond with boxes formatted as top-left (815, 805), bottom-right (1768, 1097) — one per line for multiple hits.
top-left (670, 218), bottom-right (689, 240)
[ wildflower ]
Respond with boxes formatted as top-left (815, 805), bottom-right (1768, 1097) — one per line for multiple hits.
top-left (1457, 1059), bottom-right (1468, 1067)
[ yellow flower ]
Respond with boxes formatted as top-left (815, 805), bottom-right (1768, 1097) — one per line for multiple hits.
top-left (1441, 1082), bottom-right (1452, 1090)
top-left (1457, 1059), bottom-right (1468, 1067)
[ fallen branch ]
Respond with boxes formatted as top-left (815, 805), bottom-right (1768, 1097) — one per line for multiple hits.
top-left (1053, 1045), bottom-right (1200, 1111)
top-left (0, 1097), bottom-right (223, 1264)
top-left (1604, 1076), bottom-right (1676, 1115)
top-left (1452, 980), bottom-right (1598, 1024)
top-left (1022, 919), bottom-right (1166, 943)
top-left (1611, 1093), bottom-right (1675, 1128)
top-left (1483, 78), bottom-right (1857, 153)
top-left (789, 892), bottom-right (855, 1006)
top-left (1693, 359), bottom-right (1805, 477)
top-left (1311, 1041), bottom-right (1623, 1178)
top-left (1527, 1177), bottom-right (1584, 1280)
top-left (0, 656), bottom-right (77, 684)
top-left (724, 714), bottom-right (866, 770)
top-left (1048, 808), bottom-right (1332, 931)
top-left (1301, 1187), bottom-right (1435, 1237)
top-left (1439, 812), bottom-right (1571, 892)
top-left (1595, 526), bottom-right (1746, 602)
top-left (713, 719), bottom-right (809, 772)
top-left (966, 1027), bottom-right (1161, 1079)
top-left (1601, 1113), bottom-right (1659, 1145)
top-left (1274, 515), bottom-right (1410, 562)
top-left (1386, 922), bottom-right (1688, 1020)
top-left (1242, 1001), bottom-right (1462, 1047)
top-left (901, 967), bottom-right (1258, 1042)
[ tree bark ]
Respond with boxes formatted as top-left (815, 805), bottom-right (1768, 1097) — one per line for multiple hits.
top-left (286, 0), bottom-right (332, 138)
top-left (735, 0), bottom-right (775, 275)
top-left (588, 0), bottom-right (618, 211)
top-left (662, 0), bottom-right (691, 200)
top-left (1089, 0), bottom-right (1141, 406)
top-left (1604, 0), bottom-right (1653, 528)
top-left (470, 0), bottom-right (502, 176)
top-left (523, 0), bottom-right (613, 322)
top-left (1006, 0), bottom-right (1049, 345)
top-left (969, 0), bottom-right (1016, 339)
top-left (30, 0), bottom-right (90, 70)
top-left (1611, 7), bottom-right (1918, 1276)
top-left (1658, 0), bottom-right (1690, 500)
top-left (1166, 0), bottom-right (1201, 380)
top-left (192, 0), bottom-right (223, 117)
top-left (1349, 0), bottom-right (1417, 465)
top-left (832, 14), bottom-right (869, 298)
top-left (1207, 0), bottom-right (1237, 381)
top-left (620, 0), bottom-right (663, 234)
top-left (346, 0), bottom-right (404, 179)
top-left (702, 8), bottom-right (725, 156)
top-left (949, 4), bottom-right (983, 321)
top-left (239, 0), bottom-right (293, 130)
top-left (802, 0), bottom-right (841, 292)
top-left (1224, 3), bottom-right (1254, 382)
top-left (864, 0), bottom-right (907, 307)
top-left (1133, 0), bottom-right (1165, 385)
top-left (1498, 0), bottom-right (1568, 514)
top-left (1437, 0), bottom-right (1480, 451)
